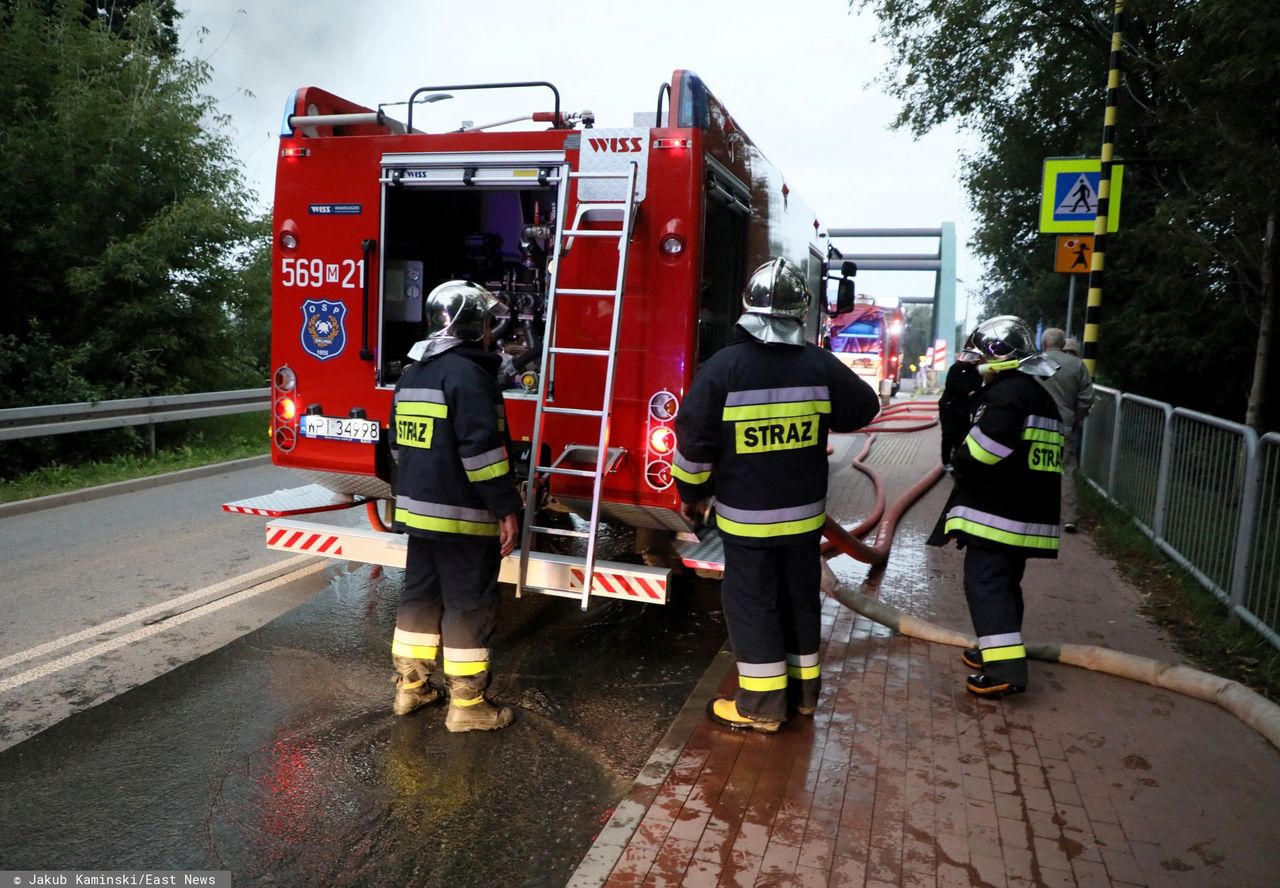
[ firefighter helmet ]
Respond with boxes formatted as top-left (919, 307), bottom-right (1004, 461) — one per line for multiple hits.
top-left (964, 315), bottom-right (1036, 367)
top-left (742, 258), bottom-right (810, 321)
top-left (737, 258), bottom-right (810, 345)
top-left (424, 280), bottom-right (499, 342)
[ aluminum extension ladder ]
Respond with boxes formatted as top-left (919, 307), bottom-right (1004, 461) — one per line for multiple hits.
top-left (516, 162), bottom-right (640, 609)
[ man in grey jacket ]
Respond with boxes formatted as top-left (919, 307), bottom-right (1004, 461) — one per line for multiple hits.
top-left (1039, 328), bottom-right (1094, 531)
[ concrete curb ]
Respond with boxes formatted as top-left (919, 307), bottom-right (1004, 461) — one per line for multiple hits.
top-left (0, 454), bottom-right (272, 519)
top-left (566, 645), bottom-right (736, 888)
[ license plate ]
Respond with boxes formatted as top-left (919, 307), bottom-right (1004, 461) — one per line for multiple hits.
top-left (300, 415), bottom-right (380, 443)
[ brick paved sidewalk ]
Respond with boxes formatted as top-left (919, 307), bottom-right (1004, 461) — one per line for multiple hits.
top-left (569, 425), bottom-right (1280, 888)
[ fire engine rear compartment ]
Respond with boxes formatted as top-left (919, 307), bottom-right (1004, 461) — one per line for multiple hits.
top-left (377, 180), bottom-right (557, 387)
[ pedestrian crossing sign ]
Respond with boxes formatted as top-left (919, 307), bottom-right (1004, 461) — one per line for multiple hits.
top-left (1039, 158), bottom-right (1124, 233)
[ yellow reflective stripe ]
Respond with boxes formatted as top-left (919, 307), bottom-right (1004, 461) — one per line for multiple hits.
top-left (984, 359), bottom-right (1019, 372)
top-left (739, 673), bottom-right (788, 692)
top-left (391, 641), bottom-right (438, 660)
top-left (1023, 428), bottom-right (1066, 445)
top-left (964, 434), bottom-right (1004, 465)
top-left (465, 459), bottom-right (510, 483)
top-left (671, 464), bottom-right (711, 484)
top-left (443, 658), bottom-right (488, 677)
top-left (395, 507), bottom-right (499, 537)
top-left (452, 695), bottom-right (485, 707)
top-left (944, 517), bottom-right (1060, 551)
top-left (722, 400), bottom-right (831, 421)
top-left (982, 644), bottom-right (1027, 662)
top-left (397, 401), bottom-right (449, 418)
top-left (398, 678), bottom-right (426, 690)
top-left (716, 512), bottom-right (826, 539)
top-left (787, 664), bottom-right (821, 680)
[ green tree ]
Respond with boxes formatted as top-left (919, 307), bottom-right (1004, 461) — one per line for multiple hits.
top-left (1, 1), bottom-right (182, 53)
top-left (0, 0), bottom-right (269, 470)
top-left (856, 0), bottom-right (1280, 430)
top-left (0, 1), bottom-right (267, 400)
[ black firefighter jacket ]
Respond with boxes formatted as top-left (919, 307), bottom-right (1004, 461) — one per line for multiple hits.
top-left (928, 368), bottom-right (1065, 558)
top-left (672, 326), bottom-right (881, 546)
top-left (389, 344), bottom-right (521, 541)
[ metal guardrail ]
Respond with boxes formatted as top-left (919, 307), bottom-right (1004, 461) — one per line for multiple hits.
top-left (1081, 386), bottom-right (1279, 651)
top-left (0, 389), bottom-right (269, 450)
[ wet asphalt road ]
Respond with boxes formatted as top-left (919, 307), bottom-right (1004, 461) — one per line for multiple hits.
top-left (0, 556), bottom-right (727, 886)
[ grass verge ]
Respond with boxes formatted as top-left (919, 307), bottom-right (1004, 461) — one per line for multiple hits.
top-left (1079, 482), bottom-right (1280, 702)
top-left (0, 412), bottom-right (269, 504)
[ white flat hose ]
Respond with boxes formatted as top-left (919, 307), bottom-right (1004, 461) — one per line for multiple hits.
top-left (820, 561), bottom-right (1280, 753)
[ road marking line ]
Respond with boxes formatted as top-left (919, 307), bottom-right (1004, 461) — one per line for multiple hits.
top-left (0, 561), bottom-right (328, 694)
top-left (0, 555), bottom-right (319, 673)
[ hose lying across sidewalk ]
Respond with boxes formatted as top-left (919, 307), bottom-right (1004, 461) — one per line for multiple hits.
top-left (820, 400), bottom-right (1280, 753)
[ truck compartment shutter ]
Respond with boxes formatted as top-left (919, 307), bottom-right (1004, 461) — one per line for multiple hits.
top-left (380, 151), bottom-right (566, 188)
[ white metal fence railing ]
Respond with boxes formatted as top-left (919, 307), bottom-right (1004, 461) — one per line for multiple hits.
top-left (1081, 386), bottom-right (1279, 651)
top-left (0, 389), bottom-right (269, 452)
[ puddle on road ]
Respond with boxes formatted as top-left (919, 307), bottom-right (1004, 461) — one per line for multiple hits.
top-left (0, 524), bottom-right (726, 887)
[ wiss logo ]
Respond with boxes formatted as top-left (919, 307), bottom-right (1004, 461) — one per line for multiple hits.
top-left (587, 137), bottom-right (644, 153)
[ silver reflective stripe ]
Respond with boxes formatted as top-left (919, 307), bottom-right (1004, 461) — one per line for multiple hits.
top-left (978, 632), bottom-right (1023, 648)
top-left (461, 446), bottom-right (509, 470)
top-left (673, 450), bottom-right (714, 473)
top-left (1024, 414), bottom-right (1063, 432)
top-left (397, 387), bottom-right (446, 404)
top-left (395, 496), bottom-right (495, 523)
top-left (725, 386), bottom-right (830, 406)
top-left (394, 628), bottom-right (441, 646)
top-left (947, 505), bottom-right (1058, 538)
top-left (786, 652), bottom-right (820, 667)
top-left (443, 646), bottom-right (489, 662)
top-left (737, 660), bottom-right (787, 677)
top-left (970, 427), bottom-right (1013, 458)
top-left (716, 499), bottom-right (825, 524)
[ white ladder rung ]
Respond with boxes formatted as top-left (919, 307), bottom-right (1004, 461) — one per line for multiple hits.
top-left (536, 466), bottom-right (598, 478)
top-left (543, 406), bottom-right (605, 417)
top-left (530, 525), bottom-right (590, 539)
top-left (555, 287), bottom-right (617, 297)
top-left (549, 346), bottom-right (610, 357)
top-left (560, 229), bottom-right (620, 238)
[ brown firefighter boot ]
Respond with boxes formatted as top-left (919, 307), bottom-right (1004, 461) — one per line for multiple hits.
top-left (444, 676), bottom-right (513, 733)
top-left (392, 656), bottom-right (441, 716)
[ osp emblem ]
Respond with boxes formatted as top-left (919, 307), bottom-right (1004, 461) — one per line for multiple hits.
top-left (301, 299), bottom-right (347, 361)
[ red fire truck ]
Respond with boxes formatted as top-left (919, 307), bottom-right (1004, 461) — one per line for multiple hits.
top-left (823, 296), bottom-right (903, 395)
top-left (223, 71), bottom-right (854, 607)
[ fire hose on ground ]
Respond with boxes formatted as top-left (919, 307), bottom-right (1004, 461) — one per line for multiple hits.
top-left (819, 400), bottom-right (1280, 752)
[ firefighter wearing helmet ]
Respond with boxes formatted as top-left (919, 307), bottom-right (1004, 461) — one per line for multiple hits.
top-left (928, 315), bottom-right (1065, 697)
top-left (673, 258), bottom-right (880, 732)
top-left (388, 280), bottom-right (521, 731)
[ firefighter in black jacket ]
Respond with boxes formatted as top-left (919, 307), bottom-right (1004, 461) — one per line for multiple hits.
top-left (673, 258), bottom-right (881, 733)
top-left (928, 315), bottom-right (1065, 697)
top-left (389, 280), bottom-right (521, 732)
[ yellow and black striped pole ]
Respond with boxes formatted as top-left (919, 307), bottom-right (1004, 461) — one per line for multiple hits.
top-left (1083, 0), bottom-right (1126, 376)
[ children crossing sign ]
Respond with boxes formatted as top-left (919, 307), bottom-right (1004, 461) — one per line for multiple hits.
top-left (1038, 158), bottom-right (1124, 233)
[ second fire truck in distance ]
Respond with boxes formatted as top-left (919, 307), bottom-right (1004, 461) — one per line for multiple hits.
top-left (225, 69), bottom-right (856, 606)
top-left (824, 295), bottom-right (903, 395)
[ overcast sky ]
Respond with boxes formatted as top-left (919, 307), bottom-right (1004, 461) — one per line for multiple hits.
top-left (176, 0), bottom-right (984, 321)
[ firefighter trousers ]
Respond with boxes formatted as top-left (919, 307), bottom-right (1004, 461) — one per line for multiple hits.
top-left (395, 534), bottom-right (502, 694)
top-left (721, 536), bottom-right (823, 722)
top-left (963, 543), bottom-right (1029, 687)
